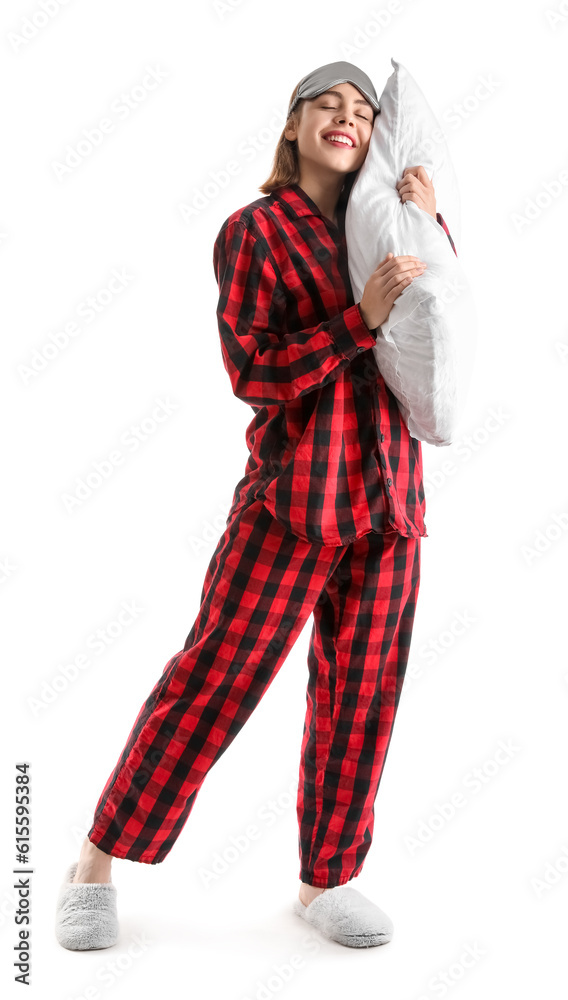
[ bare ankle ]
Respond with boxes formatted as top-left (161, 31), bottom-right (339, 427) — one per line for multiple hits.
top-left (82, 836), bottom-right (111, 860)
top-left (72, 837), bottom-right (113, 883)
top-left (299, 882), bottom-right (328, 906)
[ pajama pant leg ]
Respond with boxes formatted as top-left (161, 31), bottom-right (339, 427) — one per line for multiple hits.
top-left (86, 497), bottom-right (345, 865)
top-left (297, 527), bottom-right (421, 887)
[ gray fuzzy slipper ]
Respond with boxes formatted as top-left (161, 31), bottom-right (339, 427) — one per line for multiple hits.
top-left (292, 887), bottom-right (393, 948)
top-left (55, 862), bottom-right (118, 950)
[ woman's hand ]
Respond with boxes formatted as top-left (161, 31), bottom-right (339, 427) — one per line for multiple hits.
top-left (358, 166), bottom-right (435, 331)
top-left (396, 165), bottom-right (437, 218)
top-left (359, 253), bottom-right (427, 331)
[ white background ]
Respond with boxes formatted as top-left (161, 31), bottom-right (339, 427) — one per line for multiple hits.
top-left (2, 0), bottom-right (568, 996)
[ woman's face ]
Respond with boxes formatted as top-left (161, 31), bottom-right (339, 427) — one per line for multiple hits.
top-left (285, 82), bottom-right (375, 178)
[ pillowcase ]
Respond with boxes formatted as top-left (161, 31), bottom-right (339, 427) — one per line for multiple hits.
top-left (345, 58), bottom-right (477, 446)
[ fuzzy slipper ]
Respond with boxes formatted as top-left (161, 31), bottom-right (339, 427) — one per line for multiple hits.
top-left (292, 887), bottom-right (393, 948)
top-left (55, 861), bottom-right (118, 951)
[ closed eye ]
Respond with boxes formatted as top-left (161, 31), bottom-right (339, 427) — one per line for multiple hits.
top-left (321, 105), bottom-right (370, 121)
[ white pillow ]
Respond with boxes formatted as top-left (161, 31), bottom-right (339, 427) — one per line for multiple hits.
top-left (345, 58), bottom-right (477, 446)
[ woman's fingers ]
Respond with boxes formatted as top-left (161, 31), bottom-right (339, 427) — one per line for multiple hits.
top-left (382, 259), bottom-right (427, 303)
top-left (379, 254), bottom-right (427, 293)
top-left (359, 253), bottom-right (428, 329)
top-left (378, 253), bottom-right (426, 272)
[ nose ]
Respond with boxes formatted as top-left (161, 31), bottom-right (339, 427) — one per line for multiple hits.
top-left (332, 111), bottom-right (357, 144)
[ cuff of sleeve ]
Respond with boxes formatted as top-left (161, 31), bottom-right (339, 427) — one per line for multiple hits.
top-left (327, 302), bottom-right (378, 359)
top-left (436, 212), bottom-right (458, 256)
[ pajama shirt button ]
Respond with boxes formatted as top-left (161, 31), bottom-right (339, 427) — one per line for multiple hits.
top-left (380, 433), bottom-right (385, 442)
top-left (356, 346), bottom-right (365, 353)
top-left (386, 477), bottom-right (392, 486)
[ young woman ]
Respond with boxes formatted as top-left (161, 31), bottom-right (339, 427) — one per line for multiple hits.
top-left (55, 60), bottom-right (456, 951)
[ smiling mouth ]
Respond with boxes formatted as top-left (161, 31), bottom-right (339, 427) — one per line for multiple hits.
top-left (323, 135), bottom-right (355, 149)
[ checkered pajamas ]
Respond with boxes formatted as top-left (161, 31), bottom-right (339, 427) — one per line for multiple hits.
top-left (87, 495), bottom-right (420, 887)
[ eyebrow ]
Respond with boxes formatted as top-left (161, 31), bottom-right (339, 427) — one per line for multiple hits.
top-left (318, 89), bottom-right (373, 109)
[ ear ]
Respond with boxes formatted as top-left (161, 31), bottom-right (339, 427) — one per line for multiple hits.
top-left (284, 121), bottom-right (297, 142)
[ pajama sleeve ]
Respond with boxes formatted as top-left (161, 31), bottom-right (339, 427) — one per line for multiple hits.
top-left (213, 219), bottom-right (378, 407)
top-left (436, 212), bottom-right (458, 257)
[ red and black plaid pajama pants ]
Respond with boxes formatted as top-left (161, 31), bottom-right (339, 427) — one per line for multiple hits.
top-left (87, 495), bottom-right (421, 888)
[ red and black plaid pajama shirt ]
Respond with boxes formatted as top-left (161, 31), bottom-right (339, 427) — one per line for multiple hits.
top-left (87, 182), bottom-right (457, 887)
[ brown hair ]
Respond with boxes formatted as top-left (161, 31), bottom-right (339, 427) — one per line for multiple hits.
top-left (258, 81), bottom-right (378, 198)
top-left (258, 82), bottom-right (305, 195)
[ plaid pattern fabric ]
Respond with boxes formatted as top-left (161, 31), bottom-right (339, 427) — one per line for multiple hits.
top-left (87, 496), bottom-right (420, 885)
top-left (214, 182), bottom-right (457, 546)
